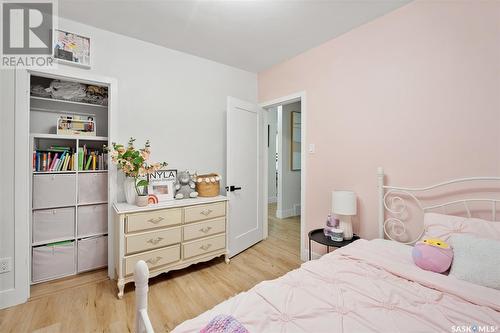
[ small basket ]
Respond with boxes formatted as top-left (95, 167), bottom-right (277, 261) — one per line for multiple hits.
top-left (196, 173), bottom-right (221, 197)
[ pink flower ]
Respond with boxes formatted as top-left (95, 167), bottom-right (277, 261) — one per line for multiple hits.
top-left (140, 150), bottom-right (150, 160)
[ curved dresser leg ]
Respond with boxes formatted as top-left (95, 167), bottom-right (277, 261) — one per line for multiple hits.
top-left (117, 279), bottom-right (125, 299)
top-left (224, 254), bottom-right (230, 264)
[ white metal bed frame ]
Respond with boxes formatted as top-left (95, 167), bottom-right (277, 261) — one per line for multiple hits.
top-left (133, 167), bottom-right (500, 333)
top-left (135, 261), bottom-right (155, 333)
top-left (377, 167), bottom-right (500, 244)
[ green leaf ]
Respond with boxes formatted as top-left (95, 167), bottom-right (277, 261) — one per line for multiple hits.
top-left (136, 179), bottom-right (149, 187)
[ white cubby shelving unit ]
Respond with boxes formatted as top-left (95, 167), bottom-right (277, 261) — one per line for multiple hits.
top-left (29, 72), bottom-right (113, 284)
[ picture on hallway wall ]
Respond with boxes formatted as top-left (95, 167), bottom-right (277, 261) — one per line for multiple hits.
top-left (291, 111), bottom-right (301, 171)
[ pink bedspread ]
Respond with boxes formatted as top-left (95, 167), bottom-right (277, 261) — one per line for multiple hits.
top-left (173, 239), bottom-right (500, 333)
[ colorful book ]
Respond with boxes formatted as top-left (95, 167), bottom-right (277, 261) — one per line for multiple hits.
top-left (92, 153), bottom-right (96, 170)
top-left (49, 153), bottom-right (59, 171)
top-left (36, 152), bottom-right (41, 172)
top-left (62, 154), bottom-right (70, 171)
top-left (78, 148), bottom-right (84, 170)
top-left (85, 153), bottom-right (92, 170)
top-left (55, 151), bottom-right (66, 171)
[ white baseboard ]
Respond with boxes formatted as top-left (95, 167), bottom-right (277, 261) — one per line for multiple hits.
top-left (300, 247), bottom-right (322, 262)
top-left (268, 196), bottom-right (277, 204)
top-left (0, 287), bottom-right (28, 309)
top-left (276, 208), bottom-right (299, 219)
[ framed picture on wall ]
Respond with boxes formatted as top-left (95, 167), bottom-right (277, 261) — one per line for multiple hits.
top-left (54, 29), bottom-right (91, 68)
top-left (291, 111), bottom-right (301, 171)
top-left (147, 169), bottom-right (177, 202)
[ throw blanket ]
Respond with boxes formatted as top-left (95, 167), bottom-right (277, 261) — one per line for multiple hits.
top-left (200, 315), bottom-right (249, 333)
top-left (175, 239), bottom-right (500, 333)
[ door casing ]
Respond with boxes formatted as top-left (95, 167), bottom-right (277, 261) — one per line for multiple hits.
top-left (260, 91), bottom-right (307, 261)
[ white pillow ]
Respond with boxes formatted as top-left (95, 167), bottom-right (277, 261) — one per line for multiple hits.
top-left (424, 213), bottom-right (500, 241)
top-left (449, 234), bottom-right (500, 290)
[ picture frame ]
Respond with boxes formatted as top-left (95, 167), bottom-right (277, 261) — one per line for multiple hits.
top-left (291, 111), bottom-right (301, 171)
top-left (53, 29), bottom-right (91, 68)
top-left (147, 169), bottom-right (177, 202)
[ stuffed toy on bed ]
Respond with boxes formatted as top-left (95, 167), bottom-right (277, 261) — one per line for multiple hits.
top-left (412, 238), bottom-right (454, 273)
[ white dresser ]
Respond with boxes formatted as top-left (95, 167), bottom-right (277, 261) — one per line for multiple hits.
top-left (113, 196), bottom-right (229, 298)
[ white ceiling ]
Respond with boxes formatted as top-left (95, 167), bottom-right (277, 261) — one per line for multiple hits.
top-left (59, 0), bottom-right (411, 73)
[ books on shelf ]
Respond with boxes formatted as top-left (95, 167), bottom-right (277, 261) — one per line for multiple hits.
top-left (33, 146), bottom-right (75, 172)
top-left (79, 144), bottom-right (108, 171)
top-left (32, 144), bottom-right (107, 172)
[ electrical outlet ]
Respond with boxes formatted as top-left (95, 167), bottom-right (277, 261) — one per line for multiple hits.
top-left (0, 257), bottom-right (12, 274)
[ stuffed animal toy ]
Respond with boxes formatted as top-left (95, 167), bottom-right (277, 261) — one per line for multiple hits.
top-left (412, 238), bottom-right (453, 273)
top-left (174, 171), bottom-right (198, 199)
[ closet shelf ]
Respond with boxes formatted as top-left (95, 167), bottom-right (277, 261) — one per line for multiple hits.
top-left (31, 133), bottom-right (108, 141)
top-left (30, 96), bottom-right (107, 109)
top-left (32, 237), bottom-right (76, 247)
top-left (33, 171), bottom-right (77, 175)
top-left (78, 232), bottom-right (108, 240)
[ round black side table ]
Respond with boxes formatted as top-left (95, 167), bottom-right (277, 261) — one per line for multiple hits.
top-left (308, 229), bottom-right (360, 260)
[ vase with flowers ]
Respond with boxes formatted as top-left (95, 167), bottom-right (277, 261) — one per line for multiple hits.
top-left (109, 138), bottom-right (167, 206)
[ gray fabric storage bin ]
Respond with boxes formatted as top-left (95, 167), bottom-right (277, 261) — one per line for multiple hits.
top-left (32, 207), bottom-right (75, 243)
top-left (78, 173), bottom-right (108, 204)
top-left (33, 174), bottom-right (76, 209)
top-left (77, 204), bottom-right (108, 237)
top-left (32, 242), bottom-right (75, 282)
top-left (77, 236), bottom-right (108, 272)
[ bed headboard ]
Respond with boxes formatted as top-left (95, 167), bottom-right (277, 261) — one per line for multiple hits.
top-left (377, 167), bottom-right (500, 244)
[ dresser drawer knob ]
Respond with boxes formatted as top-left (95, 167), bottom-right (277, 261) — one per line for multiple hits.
top-left (200, 209), bottom-right (213, 216)
top-left (200, 243), bottom-right (212, 251)
top-left (200, 226), bottom-right (212, 233)
top-left (148, 216), bottom-right (164, 224)
top-left (146, 256), bottom-right (162, 265)
top-left (147, 237), bottom-right (164, 245)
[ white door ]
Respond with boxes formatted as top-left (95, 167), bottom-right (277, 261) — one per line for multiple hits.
top-left (226, 96), bottom-right (264, 257)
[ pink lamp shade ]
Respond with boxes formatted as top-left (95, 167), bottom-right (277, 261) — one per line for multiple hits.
top-left (332, 191), bottom-right (357, 215)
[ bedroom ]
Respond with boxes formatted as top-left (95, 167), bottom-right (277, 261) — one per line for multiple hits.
top-left (0, 0), bottom-right (499, 332)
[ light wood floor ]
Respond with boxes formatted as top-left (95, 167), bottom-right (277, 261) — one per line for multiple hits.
top-left (0, 204), bottom-right (301, 332)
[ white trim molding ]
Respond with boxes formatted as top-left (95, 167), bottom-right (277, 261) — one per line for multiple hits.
top-left (6, 68), bottom-right (118, 309)
top-left (260, 91), bottom-right (307, 261)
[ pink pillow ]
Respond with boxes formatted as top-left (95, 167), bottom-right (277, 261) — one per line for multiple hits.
top-left (423, 213), bottom-right (500, 241)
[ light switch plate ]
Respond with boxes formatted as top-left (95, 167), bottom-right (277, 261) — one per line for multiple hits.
top-left (0, 257), bottom-right (12, 274)
top-left (308, 143), bottom-right (315, 153)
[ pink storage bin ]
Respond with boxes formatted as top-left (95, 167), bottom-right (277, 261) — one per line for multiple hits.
top-left (77, 236), bottom-right (108, 272)
top-left (32, 242), bottom-right (75, 282)
top-left (32, 207), bottom-right (75, 243)
top-left (33, 174), bottom-right (76, 209)
top-left (77, 204), bottom-right (108, 237)
top-left (78, 173), bottom-right (107, 204)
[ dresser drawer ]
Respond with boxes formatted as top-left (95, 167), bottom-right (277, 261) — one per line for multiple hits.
top-left (183, 234), bottom-right (225, 259)
top-left (126, 208), bottom-right (182, 233)
top-left (183, 218), bottom-right (225, 241)
top-left (125, 244), bottom-right (180, 275)
top-left (184, 202), bottom-right (225, 223)
top-left (126, 227), bottom-right (181, 255)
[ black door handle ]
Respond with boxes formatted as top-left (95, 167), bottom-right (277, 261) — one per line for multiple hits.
top-left (225, 185), bottom-right (242, 192)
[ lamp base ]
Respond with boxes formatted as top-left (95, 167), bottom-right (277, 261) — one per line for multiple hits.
top-left (339, 216), bottom-right (353, 240)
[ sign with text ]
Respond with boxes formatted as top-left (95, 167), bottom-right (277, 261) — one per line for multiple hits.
top-left (1, 1), bottom-right (57, 68)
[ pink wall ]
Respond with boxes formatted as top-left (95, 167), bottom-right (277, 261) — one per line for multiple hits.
top-left (258, 1), bottom-right (500, 248)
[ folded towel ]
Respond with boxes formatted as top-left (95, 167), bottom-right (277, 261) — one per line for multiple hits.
top-left (199, 314), bottom-right (249, 333)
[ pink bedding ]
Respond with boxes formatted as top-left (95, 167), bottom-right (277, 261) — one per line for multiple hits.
top-left (173, 239), bottom-right (500, 333)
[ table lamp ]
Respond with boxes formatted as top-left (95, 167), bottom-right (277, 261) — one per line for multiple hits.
top-left (332, 191), bottom-right (357, 240)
